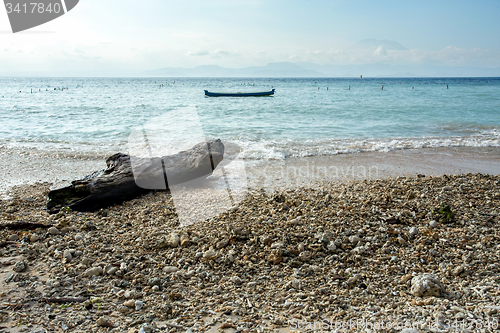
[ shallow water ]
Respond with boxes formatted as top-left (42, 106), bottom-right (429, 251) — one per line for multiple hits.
top-left (1, 77), bottom-right (499, 162)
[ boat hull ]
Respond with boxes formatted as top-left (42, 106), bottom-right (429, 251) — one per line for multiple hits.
top-left (204, 89), bottom-right (275, 97)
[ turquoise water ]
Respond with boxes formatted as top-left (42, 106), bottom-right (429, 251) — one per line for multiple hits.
top-left (0, 77), bottom-right (499, 160)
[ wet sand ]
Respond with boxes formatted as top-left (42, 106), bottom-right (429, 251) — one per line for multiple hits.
top-left (1, 146), bottom-right (499, 199)
top-left (245, 146), bottom-right (500, 191)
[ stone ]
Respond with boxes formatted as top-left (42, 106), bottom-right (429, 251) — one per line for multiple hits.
top-left (163, 266), bottom-right (178, 273)
top-left (83, 267), bottom-right (103, 277)
top-left (429, 220), bottom-right (438, 228)
top-left (30, 234), bottom-right (40, 242)
top-left (124, 299), bottom-right (135, 308)
top-left (410, 273), bottom-right (443, 297)
top-left (409, 227), bottom-right (418, 238)
top-left (231, 226), bottom-right (249, 236)
top-left (13, 260), bottom-right (27, 272)
top-left (7, 234), bottom-right (19, 241)
top-left (147, 277), bottom-right (161, 286)
top-left (135, 300), bottom-right (144, 310)
top-left (117, 305), bottom-right (129, 313)
top-left (400, 274), bottom-right (413, 284)
top-left (180, 235), bottom-right (190, 247)
top-left (139, 323), bottom-right (153, 333)
top-left (63, 250), bottom-right (72, 263)
top-left (452, 265), bottom-right (466, 276)
top-left (216, 239), bottom-right (229, 249)
top-left (351, 246), bottom-right (365, 255)
top-left (320, 232), bottom-right (331, 245)
top-left (203, 249), bottom-right (217, 260)
top-left (346, 274), bottom-right (361, 286)
top-left (291, 279), bottom-right (302, 290)
top-left (327, 242), bottom-right (336, 252)
top-left (106, 266), bottom-right (118, 275)
top-left (81, 257), bottom-right (93, 265)
top-left (230, 276), bottom-right (242, 285)
top-left (400, 329), bottom-right (421, 333)
top-left (349, 235), bottom-right (361, 243)
top-left (96, 317), bottom-right (109, 327)
top-left (48, 227), bottom-right (60, 235)
top-left (166, 233), bottom-right (180, 247)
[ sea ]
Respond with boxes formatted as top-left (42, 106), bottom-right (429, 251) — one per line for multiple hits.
top-left (1, 77), bottom-right (500, 165)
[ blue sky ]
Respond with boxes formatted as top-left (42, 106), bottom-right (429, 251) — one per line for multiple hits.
top-left (1, 0), bottom-right (499, 73)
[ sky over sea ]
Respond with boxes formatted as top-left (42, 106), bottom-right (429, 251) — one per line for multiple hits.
top-left (0, 0), bottom-right (499, 75)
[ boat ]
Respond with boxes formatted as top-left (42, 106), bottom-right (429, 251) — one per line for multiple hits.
top-left (204, 89), bottom-right (275, 97)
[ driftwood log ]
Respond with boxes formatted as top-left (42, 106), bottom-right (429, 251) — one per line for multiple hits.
top-left (0, 221), bottom-right (52, 230)
top-left (47, 139), bottom-right (224, 213)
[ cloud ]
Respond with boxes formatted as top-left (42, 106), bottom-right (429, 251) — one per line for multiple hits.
top-left (212, 49), bottom-right (240, 57)
top-left (282, 44), bottom-right (500, 67)
top-left (382, 46), bottom-right (500, 66)
top-left (374, 46), bottom-right (387, 57)
top-left (187, 50), bottom-right (209, 56)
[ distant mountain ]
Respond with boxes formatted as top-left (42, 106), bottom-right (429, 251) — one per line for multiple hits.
top-left (141, 62), bottom-right (500, 78)
top-left (296, 62), bottom-right (500, 78)
top-left (2, 62), bottom-right (499, 77)
top-left (142, 62), bottom-right (325, 77)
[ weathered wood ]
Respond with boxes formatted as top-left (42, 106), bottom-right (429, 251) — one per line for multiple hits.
top-left (0, 222), bottom-right (52, 230)
top-left (40, 297), bottom-right (87, 304)
top-left (47, 139), bottom-right (224, 213)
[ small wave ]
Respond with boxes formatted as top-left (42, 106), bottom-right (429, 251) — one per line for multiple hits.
top-left (236, 131), bottom-right (500, 160)
top-left (2, 131), bottom-right (499, 162)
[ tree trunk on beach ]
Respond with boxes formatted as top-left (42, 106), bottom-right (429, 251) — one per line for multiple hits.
top-left (47, 139), bottom-right (224, 214)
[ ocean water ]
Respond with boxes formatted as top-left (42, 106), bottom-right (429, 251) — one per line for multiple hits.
top-left (1, 77), bottom-right (499, 162)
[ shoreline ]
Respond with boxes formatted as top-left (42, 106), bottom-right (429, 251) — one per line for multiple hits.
top-left (1, 146), bottom-right (499, 199)
top-left (245, 146), bottom-right (500, 191)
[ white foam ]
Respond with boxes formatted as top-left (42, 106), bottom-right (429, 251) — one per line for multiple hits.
top-left (234, 130), bottom-right (500, 160)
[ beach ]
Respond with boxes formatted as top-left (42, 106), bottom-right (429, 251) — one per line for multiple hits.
top-left (1, 145), bottom-right (500, 331)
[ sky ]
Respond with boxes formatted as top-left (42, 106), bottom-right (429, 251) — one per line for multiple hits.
top-left (1, 0), bottom-right (500, 74)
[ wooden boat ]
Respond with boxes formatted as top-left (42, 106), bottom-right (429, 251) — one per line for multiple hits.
top-left (204, 89), bottom-right (275, 97)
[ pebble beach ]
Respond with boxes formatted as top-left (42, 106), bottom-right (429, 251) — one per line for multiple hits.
top-left (1, 170), bottom-right (500, 332)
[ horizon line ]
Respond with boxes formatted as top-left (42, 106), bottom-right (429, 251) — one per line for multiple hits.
top-left (1, 75), bottom-right (500, 79)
